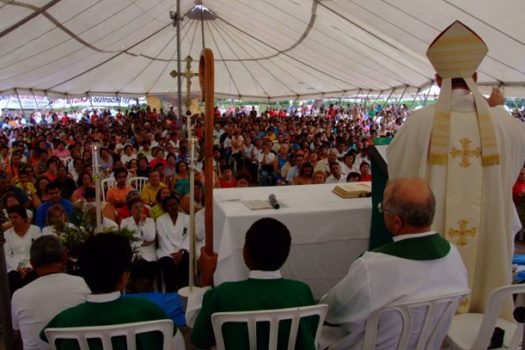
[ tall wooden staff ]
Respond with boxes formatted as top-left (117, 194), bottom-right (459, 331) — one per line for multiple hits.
top-left (198, 48), bottom-right (217, 286)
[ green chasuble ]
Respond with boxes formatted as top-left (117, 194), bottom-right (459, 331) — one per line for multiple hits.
top-left (370, 141), bottom-right (393, 249)
top-left (191, 278), bottom-right (318, 350)
top-left (373, 233), bottom-right (451, 260)
top-left (41, 297), bottom-right (171, 350)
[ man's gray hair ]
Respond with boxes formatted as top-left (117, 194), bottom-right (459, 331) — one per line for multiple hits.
top-left (385, 179), bottom-right (436, 227)
top-left (30, 235), bottom-right (65, 268)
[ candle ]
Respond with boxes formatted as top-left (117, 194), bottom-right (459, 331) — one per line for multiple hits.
top-left (188, 137), bottom-right (196, 291)
top-left (92, 144), bottom-right (99, 175)
top-left (92, 144), bottom-right (102, 233)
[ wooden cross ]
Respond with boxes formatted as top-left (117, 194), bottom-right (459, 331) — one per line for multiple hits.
top-left (446, 219), bottom-right (477, 247)
top-left (450, 138), bottom-right (481, 168)
top-left (170, 55), bottom-right (199, 110)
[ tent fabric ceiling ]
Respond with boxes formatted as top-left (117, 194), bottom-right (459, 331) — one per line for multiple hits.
top-left (0, 0), bottom-right (524, 101)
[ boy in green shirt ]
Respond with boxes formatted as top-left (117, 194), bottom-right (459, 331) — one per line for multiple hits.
top-left (191, 218), bottom-right (318, 349)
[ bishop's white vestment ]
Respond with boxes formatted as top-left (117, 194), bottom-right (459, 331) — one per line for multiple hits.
top-left (387, 90), bottom-right (525, 318)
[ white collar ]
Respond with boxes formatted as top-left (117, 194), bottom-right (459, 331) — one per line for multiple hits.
top-left (393, 230), bottom-right (436, 242)
top-left (249, 270), bottom-right (282, 279)
top-left (86, 291), bottom-right (121, 303)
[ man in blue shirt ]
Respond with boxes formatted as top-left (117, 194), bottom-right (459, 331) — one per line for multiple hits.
top-left (35, 182), bottom-right (73, 229)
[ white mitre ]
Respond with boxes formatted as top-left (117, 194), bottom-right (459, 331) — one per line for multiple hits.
top-left (426, 20), bottom-right (500, 166)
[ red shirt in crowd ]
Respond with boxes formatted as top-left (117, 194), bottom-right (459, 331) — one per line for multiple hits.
top-left (219, 179), bottom-right (237, 188)
top-left (513, 181), bottom-right (525, 198)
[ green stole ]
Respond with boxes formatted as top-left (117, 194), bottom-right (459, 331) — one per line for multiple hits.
top-left (372, 233), bottom-right (450, 260)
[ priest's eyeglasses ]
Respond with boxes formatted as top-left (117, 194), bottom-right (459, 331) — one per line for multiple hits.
top-left (377, 202), bottom-right (395, 215)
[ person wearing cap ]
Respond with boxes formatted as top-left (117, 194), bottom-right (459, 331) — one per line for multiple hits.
top-left (387, 21), bottom-right (525, 318)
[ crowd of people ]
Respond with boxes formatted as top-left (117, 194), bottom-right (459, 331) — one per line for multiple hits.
top-left (0, 101), bottom-right (408, 348)
top-left (1, 98), bottom-right (524, 349)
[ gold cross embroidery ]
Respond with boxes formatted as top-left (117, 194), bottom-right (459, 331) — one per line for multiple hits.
top-left (449, 138), bottom-right (481, 168)
top-left (446, 219), bottom-right (477, 247)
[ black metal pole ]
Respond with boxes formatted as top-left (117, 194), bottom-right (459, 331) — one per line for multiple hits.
top-left (176, 0), bottom-right (183, 128)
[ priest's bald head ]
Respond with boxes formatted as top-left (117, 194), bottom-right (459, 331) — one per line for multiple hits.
top-left (381, 177), bottom-right (436, 236)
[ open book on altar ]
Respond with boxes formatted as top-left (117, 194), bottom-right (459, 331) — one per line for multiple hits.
top-left (332, 182), bottom-right (372, 199)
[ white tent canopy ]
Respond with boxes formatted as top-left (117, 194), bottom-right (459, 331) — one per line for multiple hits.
top-left (1, 0), bottom-right (525, 101)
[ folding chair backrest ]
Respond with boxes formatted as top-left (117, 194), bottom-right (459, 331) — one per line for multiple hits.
top-left (100, 178), bottom-right (115, 202)
top-left (129, 176), bottom-right (149, 193)
top-left (211, 304), bottom-right (328, 350)
top-left (45, 319), bottom-right (173, 350)
top-left (470, 284), bottom-right (525, 349)
top-left (362, 292), bottom-right (467, 350)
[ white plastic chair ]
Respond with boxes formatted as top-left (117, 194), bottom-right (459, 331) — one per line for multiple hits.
top-left (328, 292), bottom-right (467, 350)
top-left (100, 177), bottom-right (115, 202)
top-left (45, 319), bottom-right (173, 350)
top-left (446, 284), bottom-right (525, 350)
top-left (130, 176), bottom-right (149, 193)
top-left (211, 304), bottom-right (328, 350)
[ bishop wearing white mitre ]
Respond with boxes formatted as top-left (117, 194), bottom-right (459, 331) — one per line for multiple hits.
top-left (387, 21), bottom-right (525, 319)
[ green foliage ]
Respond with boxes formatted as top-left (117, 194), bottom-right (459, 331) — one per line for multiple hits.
top-left (58, 208), bottom-right (139, 273)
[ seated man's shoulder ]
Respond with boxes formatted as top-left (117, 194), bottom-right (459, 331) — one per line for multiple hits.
top-left (13, 277), bottom-right (87, 321)
top-left (14, 273), bottom-right (87, 297)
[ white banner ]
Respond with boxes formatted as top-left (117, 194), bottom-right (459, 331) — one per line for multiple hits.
top-left (0, 95), bottom-right (146, 110)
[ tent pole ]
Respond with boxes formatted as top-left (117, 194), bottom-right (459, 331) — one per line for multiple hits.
top-left (30, 89), bottom-right (39, 110)
top-left (200, 1), bottom-right (206, 50)
top-left (44, 91), bottom-right (52, 109)
top-left (385, 88), bottom-right (394, 105)
top-left (373, 90), bottom-right (383, 106)
top-left (15, 89), bottom-right (24, 116)
top-left (87, 93), bottom-right (94, 110)
top-left (363, 90), bottom-right (371, 108)
top-left (423, 82), bottom-right (433, 106)
top-left (396, 85), bottom-right (409, 106)
top-left (339, 90), bottom-right (346, 105)
top-left (176, 0), bottom-right (183, 128)
top-left (411, 88), bottom-right (421, 107)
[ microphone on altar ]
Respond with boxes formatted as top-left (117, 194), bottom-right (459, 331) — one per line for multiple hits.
top-left (268, 194), bottom-right (280, 209)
